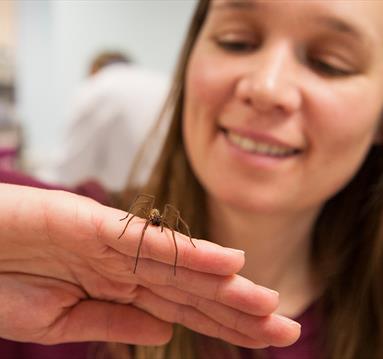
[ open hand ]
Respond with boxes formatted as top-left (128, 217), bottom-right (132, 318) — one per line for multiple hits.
top-left (0, 184), bottom-right (300, 348)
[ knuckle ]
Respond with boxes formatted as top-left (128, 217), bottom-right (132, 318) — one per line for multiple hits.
top-left (186, 292), bottom-right (201, 309)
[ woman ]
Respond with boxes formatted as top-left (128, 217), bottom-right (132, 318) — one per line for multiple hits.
top-left (0, 0), bottom-right (382, 358)
top-left (113, 0), bottom-right (383, 358)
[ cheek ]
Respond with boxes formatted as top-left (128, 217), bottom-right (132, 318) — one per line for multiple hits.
top-left (184, 50), bottom-right (250, 163)
top-left (311, 84), bottom-right (381, 153)
top-left (306, 83), bottom-right (382, 198)
top-left (185, 50), bottom-right (237, 118)
top-left (183, 53), bottom-right (238, 201)
top-left (183, 54), bottom-right (225, 155)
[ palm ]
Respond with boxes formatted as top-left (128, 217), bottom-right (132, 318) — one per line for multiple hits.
top-left (0, 189), bottom-right (168, 344)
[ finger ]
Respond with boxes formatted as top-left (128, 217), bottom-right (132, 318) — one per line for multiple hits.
top-left (133, 258), bottom-right (279, 316)
top-left (134, 287), bottom-right (268, 349)
top-left (43, 300), bottom-right (173, 345)
top-left (145, 284), bottom-right (301, 347)
top-left (88, 252), bottom-right (278, 317)
top-left (97, 208), bottom-right (245, 275)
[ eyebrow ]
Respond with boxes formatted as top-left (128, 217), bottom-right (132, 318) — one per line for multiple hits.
top-left (211, 0), bottom-right (258, 10)
top-left (210, 1), bottom-right (371, 42)
top-left (314, 15), bottom-right (365, 41)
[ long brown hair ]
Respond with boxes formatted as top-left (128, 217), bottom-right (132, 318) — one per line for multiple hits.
top-left (112, 0), bottom-right (383, 357)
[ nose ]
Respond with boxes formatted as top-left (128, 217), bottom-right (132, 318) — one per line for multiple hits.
top-left (235, 42), bottom-right (302, 116)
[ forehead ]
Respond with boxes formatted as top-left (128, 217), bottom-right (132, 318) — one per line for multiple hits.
top-left (208, 0), bottom-right (383, 40)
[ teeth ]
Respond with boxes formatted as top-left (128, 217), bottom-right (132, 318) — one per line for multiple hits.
top-left (227, 131), bottom-right (297, 157)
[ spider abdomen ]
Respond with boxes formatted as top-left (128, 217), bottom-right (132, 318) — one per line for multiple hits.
top-left (149, 208), bottom-right (162, 226)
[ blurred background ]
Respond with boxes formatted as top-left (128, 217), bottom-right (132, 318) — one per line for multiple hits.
top-left (0, 0), bottom-right (196, 188)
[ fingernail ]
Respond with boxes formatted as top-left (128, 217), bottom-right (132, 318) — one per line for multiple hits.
top-left (268, 289), bottom-right (279, 297)
top-left (276, 314), bottom-right (301, 329)
top-left (227, 247), bottom-right (245, 255)
top-left (259, 287), bottom-right (279, 300)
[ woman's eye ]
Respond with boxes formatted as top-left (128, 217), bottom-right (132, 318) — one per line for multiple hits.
top-left (215, 38), bottom-right (258, 53)
top-left (309, 58), bottom-right (353, 77)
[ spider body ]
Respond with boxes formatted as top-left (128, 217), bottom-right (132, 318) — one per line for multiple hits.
top-left (149, 209), bottom-right (162, 226)
top-left (118, 194), bottom-right (196, 275)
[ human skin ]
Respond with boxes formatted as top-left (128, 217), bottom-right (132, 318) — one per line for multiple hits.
top-left (183, 0), bottom-right (383, 315)
top-left (0, 184), bottom-right (300, 347)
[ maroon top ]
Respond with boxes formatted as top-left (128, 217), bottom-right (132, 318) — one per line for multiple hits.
top-left (198, 303), bottom-right (322, 359)
top-left (0, 169), bottom-right (322, 359)
top-left (0, 168), bottom-right (110, 205)
top-left (259, 303), bottom-right (322, 359)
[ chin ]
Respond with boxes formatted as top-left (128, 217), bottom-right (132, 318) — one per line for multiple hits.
top-left (209, 183), bottom-right (284, 214)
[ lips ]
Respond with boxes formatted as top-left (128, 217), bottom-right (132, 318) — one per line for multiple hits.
top-left (222, 128), bottom-right (302, 158)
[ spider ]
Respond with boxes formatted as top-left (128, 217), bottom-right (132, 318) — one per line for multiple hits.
top-left (118, 193), bottom-right (196, 275)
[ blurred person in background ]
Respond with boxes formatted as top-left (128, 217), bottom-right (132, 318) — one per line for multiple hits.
top-left (38, 51), bottom-right (170, 191)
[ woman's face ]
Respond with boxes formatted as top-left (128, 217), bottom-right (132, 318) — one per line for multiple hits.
top-left (183, 0), bottom-right (383, 214)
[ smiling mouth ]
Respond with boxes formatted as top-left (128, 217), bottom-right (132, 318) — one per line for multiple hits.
top-left (222, 129), bottom-right (301, 158)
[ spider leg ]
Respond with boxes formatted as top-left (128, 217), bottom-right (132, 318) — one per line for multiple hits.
top-left (163, 220), bottom-right (178, 276)
top-left (118, 212), bottom-right (136, 239)
top-left (119, 213), bottom-right (130, 221)
top-left (162, 204), bottom-right (179, 229)
top-left (164, 204), bottom-right (196, 248)
top-left (178, 216), bottom-right (196, 248)
top-left (133, 219), bottom-right (151, 274)
top-left (118, 194), bottom-right (155, 239)
top-left (119, 193), bottom-right (155, 221)
top-left (119, 204), bottom-right (143, 221)
top-left (161, 203), bottom-right (172, 234)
